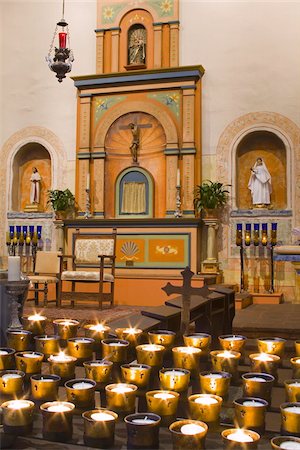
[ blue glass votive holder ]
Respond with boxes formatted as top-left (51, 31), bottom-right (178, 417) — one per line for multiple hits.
top-left (37, 226), bottom-right (42, 239)
top-left (9, 226), bottom-right (14, 238)
top-left (22, 226), bottom-right (28, 236)
top-left (29, 226), bottom-right (35, 236)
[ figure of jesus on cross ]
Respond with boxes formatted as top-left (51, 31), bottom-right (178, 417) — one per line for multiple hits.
top-left (119, 118), bottom-right (152, 164)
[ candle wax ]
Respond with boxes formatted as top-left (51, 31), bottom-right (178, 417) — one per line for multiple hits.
top-left (90, 412), bottom-right (114, 421)
top-left (143, 345), bottom-right (161, 351)
top-left (222, 336), bottom-right (243, 341)
top-left (178, 347), bottom-right (199, 354)
top-left (164, 370), bottom-right (185, 376)
top-left (109, 342), bottom-right (127, 346)
top-left (248, 376), bottom-right (267, 382)
top-left (132, 417), bottom-right (156, 424)
top-left (195, 396), bottom-right (218, 405)
top-left (254, 353), bottom-right (274, 362)
top-left (284, 406), bottom-right (300, 414)
top-left (73, 339), bottom-right (90, 343)
top-left (111, 386), bottom-right (133, 393)
top-left (50, 353), bottom-right (73, 362)
top-left (23, 353), bottom-right (40, 358)
top-left (227, 430), bottom-right (254, 443)
top-left (289, 382), bottom-right (300, 387)
top-left (2, 373), bottom-right (21, 380)
top-left (153, 392), bottom-right (175, 400)
top-left (203, 373), bottom-right (223, 379)
top-left (0, 350), bottom-right (9, 355)
top-left (123, 328), bottom-right (141, 334)
top-left (47, 404), bottom-right (71, 412)
top-left (295, 359), bottom-right (300, 364)
top-left (243, 400), bottom-right (264, 407)
top-left (72, 382), bottom-right (94, 390)
top-left (90, 324), bottom-right (106, 331)
top-left (7, 400), bottom-right (31, 409)
top-left (180, 424), bottom-right (205, 435)
top-left (27, 315), bottom-right (46, 321)
top-left (280, 442), bottom-right (300, 449)
top-left (217, 351), bottom-right (236, 358)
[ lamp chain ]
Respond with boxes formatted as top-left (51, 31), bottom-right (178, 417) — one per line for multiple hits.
top-left (62, 0), bottom-right (65, 19)
top-left (47, 24), bottom-right (58, 57)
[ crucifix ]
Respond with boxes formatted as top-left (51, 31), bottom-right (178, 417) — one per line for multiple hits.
top-left (162, 266), bottom-right (210, 334)
top-left (119, 118), bottom-right (152, 164)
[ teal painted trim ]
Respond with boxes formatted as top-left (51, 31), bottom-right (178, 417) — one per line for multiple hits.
top-left (79, 93), bottom-right (92, 98)
top-left (183, 210), bottom-right (195, 216)
top-left (164, 148), bottom-right (180, 155)
top-left (94, 27), bottom-right (121, 32)
top-left (180, 148), bottom-right (196, 154)
top-left (181, 85), bottom-right (196, 90)
top-left (77, 212), bottom-right (85, 216)
top-left (77, 153), bottom-right (91, 159)
top-left (93, 212), bottom-right (105, 216)
top-left (115, 167), bottom-right (154, 219)
top-left (91, 152), bottom-right (106, 159)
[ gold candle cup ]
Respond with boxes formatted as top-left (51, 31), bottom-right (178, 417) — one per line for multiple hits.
top-left (291, 357), bottom-right (300, 379)
top-left (84, 360), bottom-right (113, 385)
top-left (146, 390), bottom-right (179, 417)
top-left (210, 350), bottom-right (241, 376)
top-left (6, 329), bottom-right (33, 352)
top-left (233, 397), bottom-right (268, 434)
top-left (15, 351), bottom-right (44, 378)
top-left (296, 340), bottom-right (300, 357)
top-left (67, 337), bottom-right (95, 362)
top-left (48, 353), bottom-right (77, 381)
top-left (285, 380), bottom-right (300, 402)
top-left (125, 413), bottom-right (161, 450)
top-left (22, 314), bottom-right (47, 335)
top-left (65, 378), bottom-right (97, 410)
top-left (83, 409), bottom-right (118, 448)
top-left (30, 374), bottom-right (61, 402)
top-left (2, 399), bottom-right (35, 435)
top-left (188, 394), bottom-right (223, 423)
top-left (148, 330), bottom-right (176, 350)
top-left (280, 402), bottom-right (300, 436)
top-left (219, 334), bottom-right (247, 353)
top-left (136, 344), bottom-right (165, 367)
top-left (40, 401), bottom-right (75, 442)
top-left (159, 368), bottom-right (190, 392)
top-left (271, 436), bottom-right (300, 449)
top-left (121, 363), bottom-right (152, 389)
top-left (172, 346), bottom-right (201, 373)
top-left (53, 319), bottom-right (79, 341)
top-left (257, 337), bottom-right (286, 357)
top-left (101, 339), bottom-right (129, 363)
top-left (199, 371), bottom-right (232, 397)
top-left (34, 335), bottom-right (60, 359)
top-left (84, 323), bottom-right (110, 350)
top-left (169, 419), bottom-right (208, 450)
top-left (242, 373), bottom-right (274, 404)
top-left (221, 428), bottom-right (260, 449)
top-left (0, 370), bottom-right (25, 396)
top-left (249, 353), bottom-right (280, 377)
top-left (183, 333), bottom-right (211, 351)
top-left (0, 347), bottom-right (15, 370)
top-left (105, 383), bottom-right (138, 414)
top-left (115, 327), bottom-right (143, 347)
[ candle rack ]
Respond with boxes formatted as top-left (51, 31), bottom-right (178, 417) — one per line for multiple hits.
top-left (6, 226), bottom-right (43, 273)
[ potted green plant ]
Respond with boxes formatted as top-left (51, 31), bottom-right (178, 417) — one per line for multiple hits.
top-left (47, 189), bottom-right (76, 219)
top-left (194, 180), bottom-right (230, 218)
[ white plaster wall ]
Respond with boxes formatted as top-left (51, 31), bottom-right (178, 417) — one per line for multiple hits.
top-left (0, 0), bottom-right (97, 191)
top-left (180, 0), bottom-right (300, 178)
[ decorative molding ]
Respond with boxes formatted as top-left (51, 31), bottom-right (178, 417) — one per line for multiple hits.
top-left (7, 212), bottom-right (54, 219)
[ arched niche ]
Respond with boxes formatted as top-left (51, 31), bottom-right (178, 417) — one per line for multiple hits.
top-left (236, 131), bottom-right (287, 210)
top-left (115, 167), bottom-right (154, 218)
top-left (12, 143), bottom-right (51, 211)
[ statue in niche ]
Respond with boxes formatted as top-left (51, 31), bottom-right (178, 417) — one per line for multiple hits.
top-left (128, 26), bottom-right (146, 65)
top-left (30, 167), bottom-right (42, 204)
top-left (248, 157), bottom-right (272, 207)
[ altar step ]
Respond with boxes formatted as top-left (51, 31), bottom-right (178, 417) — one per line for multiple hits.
top-left (235, 292), bottom-right (253, 310)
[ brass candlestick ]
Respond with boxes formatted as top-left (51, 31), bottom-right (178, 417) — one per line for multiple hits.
top-left (271, 436), bottom-right (300, 449)
top-left (101, 339), bottom-right (129, 363)
top-left (183, 333), bottom-right (211, 351)
top-left (280, 402), bottom-right (300, 436)
top-left (199, 371), bottom-right (232, 397)
top-left (6, 329), bottom-right (32, 352)
top-left (30, 374), bottom-right (61, 402)
top-left (125, 413), bottom-right (161, 449)
top-left (34, 335), bottom-right (60, 360)
top-left (22, 314), bottom-right (47, 335)
top-left (2, 399), bottom-right (35, 436)
top-left (284, 380), bottom-right (300, 402)
top-left (0, 348), bottom-right (15, 370)
top-left (48, 352), bottom-right (77, 382)
top-left (84, 323), bottom-right (110, 351)
top-left (296, 340), bottom-right (300, 357)
top-left (53, 319), bottom-right (79, 341)
top-left (159, 368), bottom-right (190, 393)
top-left (148, 330), bottom-right (176, 350)
top-left (67, 337), bottom-right (95, 362)
top-left (219, 334), bottom-right (247, 353)
top-left (242, 372), bottom-right (274, 404)
top-left (115, 327), bottom-right (143, 347)
top-left (65, 378), bottom-right (97, 410)
top-left (0, 370), bottom-right (25, 396)
top-left (40, 401), bottom-right (75, 442)
top-left (84, 360), bottom-right (113, 386)
top-left (291, 357), bottom-right (300, 379)
top-left (136, 344), bottom-right (165, 367)
top-left (249, 353), bottom-right (280, 377)
top-left (221, 428), bottom-right (260, 449)
top-left (257, 337), bottom-right (286, 357)
top-left (210, 350), bottom-right (241, 376)
top-left (169, 419), bottom-right (208, 450)
top-left (188, 394), bottom-right (222, 424)
top-left (83, 409), bottom-right (118, 448)
top-left (105, 383), bottom-right (138, 414)
top-left (121, 363), bottom-right (152, 389)
top-left (146, 390), bottom-right (179, 417)
top-left (234, 397), bottom-right (268, 434)
top-left (172, 346), bottom-right (201, 373)
top-left (15, 351), bottom-right (44, 378)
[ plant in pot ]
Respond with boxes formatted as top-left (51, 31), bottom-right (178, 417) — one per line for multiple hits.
top-left (194, 180), bottom-right (230, 218)
top-left (47, 189), bottom-right (76, 219)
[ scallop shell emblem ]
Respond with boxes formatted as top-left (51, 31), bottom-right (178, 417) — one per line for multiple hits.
top-left (120, 241), bottom-right (140, 260)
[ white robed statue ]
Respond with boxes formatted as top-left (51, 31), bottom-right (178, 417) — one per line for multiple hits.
top-left (30, 167), bottom-right (41, 204)
top-left (248, 157), bottom-right (272, 207)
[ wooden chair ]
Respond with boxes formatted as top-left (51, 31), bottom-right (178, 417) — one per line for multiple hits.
top-left (27, 251), bottom-right (60, 306)
top-left (58, 229), bottom-right (117, 309)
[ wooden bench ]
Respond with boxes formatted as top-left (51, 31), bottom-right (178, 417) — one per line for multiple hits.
top-left (141, 305), bottom-right (181, 331)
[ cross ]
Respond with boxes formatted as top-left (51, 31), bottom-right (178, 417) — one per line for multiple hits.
top-left (162, 266), bottom-right (211, 334)
top-left (119, 118), bottom-right (152, 163)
